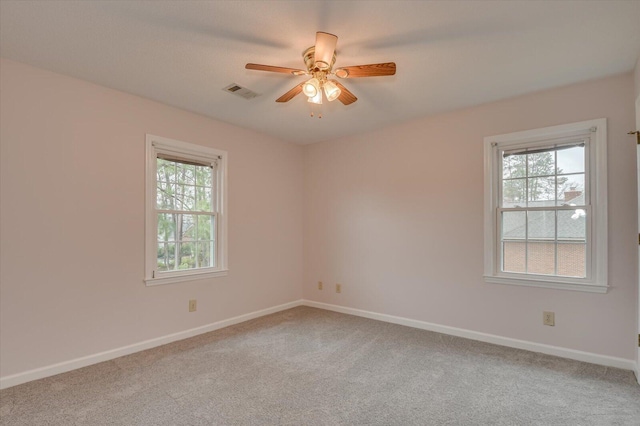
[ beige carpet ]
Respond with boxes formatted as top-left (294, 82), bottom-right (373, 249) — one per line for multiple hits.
top-left (1, 306), bottom-right (639, 425)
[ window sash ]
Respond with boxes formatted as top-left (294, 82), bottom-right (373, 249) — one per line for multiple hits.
top-left (155, 211), bottom-right (217, 270)
top-left (156, 156), bottom-right (217, 212)
top-left (497, 205), bottom-right (590, 279)
top-left (154, 157), bottom-right (219, 275)
top-left (496, 138), bottom-right (590, 280)
top-left (498, 139), bottom-right (590, 209)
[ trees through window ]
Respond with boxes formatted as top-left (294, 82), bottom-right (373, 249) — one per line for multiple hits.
top-left (145, 135), bottom-right (227, 285)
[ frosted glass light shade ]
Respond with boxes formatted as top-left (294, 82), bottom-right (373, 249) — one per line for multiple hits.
top-left (307, 90), bottom-right (323, 104)
top-left (323, 80), bottom-right (341, 102)
top-left (302, 78), bottom-right (320, 98)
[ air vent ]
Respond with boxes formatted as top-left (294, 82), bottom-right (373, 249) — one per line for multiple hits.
top-left (223, 83), bottom-right (259, 100)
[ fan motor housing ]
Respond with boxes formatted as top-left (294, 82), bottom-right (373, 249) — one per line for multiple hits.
top-left (302, 46), bottom-right (337, 72)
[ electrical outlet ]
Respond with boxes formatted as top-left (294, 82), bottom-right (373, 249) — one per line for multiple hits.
top-left (189, 299), bottom-right (197, 312)
top-left (318, 281), bottom-right (323, 290)
top-left (543, 311), bottom-right (555, 326)
top-left (336, 283), bottom-right (342, 293)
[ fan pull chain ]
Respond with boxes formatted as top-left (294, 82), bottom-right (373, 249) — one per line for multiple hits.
top-left (310, 110), bottom-right (322, 119)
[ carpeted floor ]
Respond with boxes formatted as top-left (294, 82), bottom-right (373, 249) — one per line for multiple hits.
top-left (1, 306), bottom-right (639, 425)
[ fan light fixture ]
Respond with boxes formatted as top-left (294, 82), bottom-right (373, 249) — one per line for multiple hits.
top-left (307, 90), bottom-right (323, 105)
top-left (323, 80), bottom-right (341, 102)
top-left (302, 78), bottom-right (320, 97)
top-left (303, 77), bottom-right (341, 104)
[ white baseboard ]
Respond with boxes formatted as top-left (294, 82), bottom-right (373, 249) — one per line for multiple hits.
top-left (302, 300), bottom-right (637, 372)
top-left (2, 298), bottom-right (635, 390)
top-left (0, 300), bottom-right (303, 390)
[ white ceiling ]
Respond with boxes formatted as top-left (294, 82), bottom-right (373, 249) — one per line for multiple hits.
top-left (1, 1), bottom-right (639, 145)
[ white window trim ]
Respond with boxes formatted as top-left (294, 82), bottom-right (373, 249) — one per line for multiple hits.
top-left (145, 134), bottom-right (228, 286)
top-left (483, 119), bottom-right (608, 293)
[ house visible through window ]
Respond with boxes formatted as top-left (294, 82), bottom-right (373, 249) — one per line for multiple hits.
top-left (501, 143), bottom-right (586, 277)
top-left (145, 135), bottom-right (228, 285)
top-left (484, 119), bottom-right (607, 293)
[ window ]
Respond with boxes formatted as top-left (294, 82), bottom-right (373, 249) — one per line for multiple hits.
top-left (483, 119), bottom-right (607, 293)
top-left (145, 135), bottom-right (227, 285)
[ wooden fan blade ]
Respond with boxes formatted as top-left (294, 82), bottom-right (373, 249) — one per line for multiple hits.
top-left (334, 82), bottom-right (357, 105)
top-left (314, 32), bottom-right (338, 69)
top-left (246, 63), bottom-right (307, 75)
top-left (334, 62), bottom-right (396, 78)
top-left (276, 83), bottom-right (304, 102)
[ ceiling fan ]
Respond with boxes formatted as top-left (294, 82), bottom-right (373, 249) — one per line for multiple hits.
top-left (245, 32), bottom-right (396, 107)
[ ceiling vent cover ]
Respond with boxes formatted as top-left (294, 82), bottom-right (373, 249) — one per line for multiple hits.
top-left (223, 83), bottom-right (259, 100)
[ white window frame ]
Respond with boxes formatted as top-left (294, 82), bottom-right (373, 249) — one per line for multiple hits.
top-left (483, 118), bottom-right (607, 293)
top-left (145, 134), bottom-right (228, 286)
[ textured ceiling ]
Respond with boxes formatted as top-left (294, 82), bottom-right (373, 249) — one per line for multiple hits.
top-left (1, 1), bottom-right (639, 144)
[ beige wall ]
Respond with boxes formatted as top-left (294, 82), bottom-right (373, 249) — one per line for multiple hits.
top-left (303, 73), bottom-right (638, 360)
top-left (1, 57), bottom-right (638, 381)
top-left (635, 56), bottom-right (640, 99)
top-left (0, 59), bottom-right (304, 377)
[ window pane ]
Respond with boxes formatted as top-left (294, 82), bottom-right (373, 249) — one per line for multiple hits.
top-left (157, 159), bottom-right (176, 183)
top-left (528, 210), bottom-right (555, 240)
top-left (196, 187), bottom-right (212, 211)
top-left (527, 151), bottom-right (555, 177)
top-left (176, 242), bottom-right (195, 269)
top-left (196, 241), bottom-right (214, 268)
top-left (558, 174), bottom-right (585, 205)
top-left (557, 243), bottom-right (586, 277)
top-left (196, 165), bottom-right (213, 186)
top-left (557, 145), bottom-right (585, 175)
top-left (503, 241), bottom-right (525, 273)
top-left (527, 177), bottom-right (556, 205)
top-left (502, 179), bottom-right (526, 207)
top-left (157, 253), bottom-right (169, 271)
top-left (502, 211), bottom-right (526, 239)
top-left (177, 214), bottom-right (196, 240)
top-left (558, 209), bottom-right (586, 240)
top-left (157, 242), bottom-right (175, 271)
top-left (157, 187), bottom-right (173, 209)
top-left (196, 215), bottom-right (214, 240)
top-left (176, 185), bottom-right (196, 211)
top-left (177, 164), bottom-right (196, 185)
top-left (502, 154), bottom-right (526, 179)
top-left (156, 180), bottom-right (175, 209)
top-left (527, 242), bottom-right (555, 275)
top-left (157, 213), bottom-right (176, 242)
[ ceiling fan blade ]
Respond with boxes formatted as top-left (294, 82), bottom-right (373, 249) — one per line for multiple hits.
top-left (245, 63), bottom-right (307, 75)
top-left (334, 62), bottom-right (396, 78)
top-left (314, 32), bottom-right (338, 70)
top-left (334, 82), bottom-right (357, 105)
top-left (276, 83), bottom-right (304, 102)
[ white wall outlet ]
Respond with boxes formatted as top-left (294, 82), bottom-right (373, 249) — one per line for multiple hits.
top-left (189, 299), bottom-right (197, 312)
top-left (543, 311), bottom-right (555, 326)
top-left (318, 281), bottom-right (323, 290)
top-left (336, 283), bottom-right (342, 293)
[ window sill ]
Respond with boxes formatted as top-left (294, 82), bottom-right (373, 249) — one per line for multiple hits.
top-left (145, 269), bottom-right (228, 286)
top-left (484, 275), bottom-right (608, 293)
